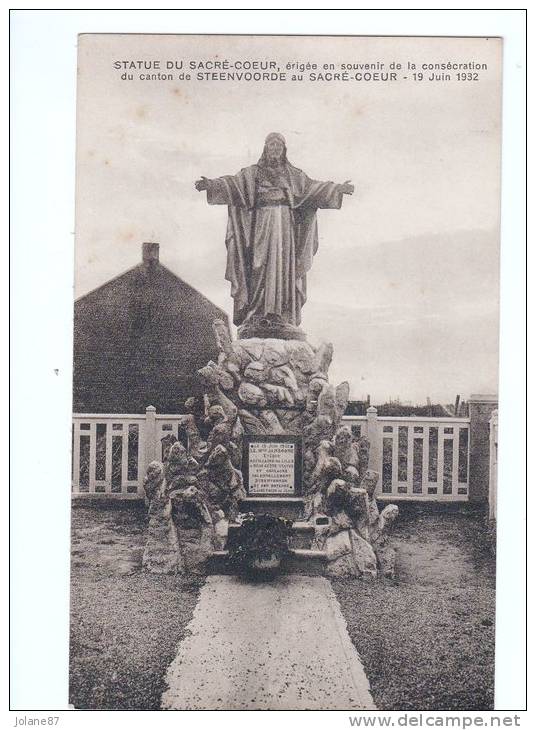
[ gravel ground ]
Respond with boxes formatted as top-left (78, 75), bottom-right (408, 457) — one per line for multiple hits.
top-left (332, 503), bottom-right (496, 711)
top-left (70, 502), bottom-right (495, 711)
top-left (69, 503), bottom-right (203, 710)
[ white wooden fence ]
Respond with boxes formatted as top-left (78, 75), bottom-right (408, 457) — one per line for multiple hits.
top-left (72, 406), bottom-right (470, 501)
top-left (343, 408), bottom-right (470, 501)
top-left (72, 407), bottom-right (190, 499)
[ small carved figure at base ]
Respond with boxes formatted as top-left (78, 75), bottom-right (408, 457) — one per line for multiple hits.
top-left (142, 462), bottom-right (181, 574)
top-left (198, 443), bottom-right (246, 520)
top-left (171, 485), bottom-right (213, 573)
top-left (143, 493), bottom-right (182, 575)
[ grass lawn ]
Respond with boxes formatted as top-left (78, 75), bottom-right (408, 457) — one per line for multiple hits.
top-left (333, 504), bottom-right (496, 711)
top-left (70, 501), bottom-right (495, 711)
top-left (69, 503), bottom-right (203, 710)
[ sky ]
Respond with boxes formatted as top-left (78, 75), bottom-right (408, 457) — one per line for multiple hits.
top-left (75, 34), bottom-right (502, 403)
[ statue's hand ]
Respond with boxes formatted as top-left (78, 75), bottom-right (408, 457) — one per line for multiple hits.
top-left (195, 176), bottom-right (210, 191)
top-left (339, 180), bottom-right (354, 195)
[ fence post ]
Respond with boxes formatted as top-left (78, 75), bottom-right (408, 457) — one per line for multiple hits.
top-left (145, 405), bottom-right (157, 469)
top-left (468, 394), bottom-right (498, 503)
top-left (488, 409), bottom-right (498, 521)
top-left (366, 406), bottom-right (382, 477)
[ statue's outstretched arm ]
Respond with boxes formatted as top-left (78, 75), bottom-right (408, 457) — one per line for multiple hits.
top-left (194, 175), bottom-right (230, 204)
top-left (338, 180), bottom-right (355, 195)
top-left (196, 167), bottom-right (254, 206)
top-left (195, 176), bottom-right (210, 191)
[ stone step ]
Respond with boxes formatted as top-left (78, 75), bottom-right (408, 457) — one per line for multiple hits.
top-left (289, 521), bottom-right (315, 549)
top-left (207, 547), bottom-right (328, 576)
top-left (290, 534), bottom-right (313, 549)
top-left (210, 548), bottom-right (327, 559)
top-left (227, 520), bottom-right (313, 532)
top-left (285, 548), bottom-right (328, 576)
top-left (292, 521), bottom-right (315, 532)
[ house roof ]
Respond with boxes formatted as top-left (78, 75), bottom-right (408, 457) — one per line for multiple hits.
top-left (75, 242), bottom-right (228, 319)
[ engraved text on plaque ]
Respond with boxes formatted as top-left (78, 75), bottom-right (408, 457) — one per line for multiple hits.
top-left (242, 435), bottom-right (303, 497)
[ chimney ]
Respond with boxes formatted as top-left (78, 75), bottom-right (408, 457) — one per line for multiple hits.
top-left (142, 241), bottom-right (159, 265)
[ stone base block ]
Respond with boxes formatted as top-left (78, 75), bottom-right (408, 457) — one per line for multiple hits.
top-left (237, 315), bottom-right (306, 341)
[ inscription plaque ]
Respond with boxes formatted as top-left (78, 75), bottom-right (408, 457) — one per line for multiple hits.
top-left (242, 435), bottom-right (303, 497)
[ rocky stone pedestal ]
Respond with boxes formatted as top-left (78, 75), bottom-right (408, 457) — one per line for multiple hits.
top-left (207, 319), bottom-right (342, 439)
top-left (141, 319), bottom-right (400, 579)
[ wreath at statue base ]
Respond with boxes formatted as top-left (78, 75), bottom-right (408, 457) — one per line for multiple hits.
top-left (227, 514), bottom-right (293, 575)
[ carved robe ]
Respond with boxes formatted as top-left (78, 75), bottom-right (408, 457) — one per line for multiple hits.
top-left (205, 164), bottom-right (344, 327)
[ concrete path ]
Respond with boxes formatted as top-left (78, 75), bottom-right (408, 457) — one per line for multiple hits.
top-left (161, 575), bottom-right (376, 710)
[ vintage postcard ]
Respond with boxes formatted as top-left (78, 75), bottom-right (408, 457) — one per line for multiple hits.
top-left (70, 34), bottom-right (502, 711)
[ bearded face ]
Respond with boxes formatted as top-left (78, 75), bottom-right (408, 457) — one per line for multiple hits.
top-left (259, 133), bottom-right (287, 170)
top-left (265, 138), bottom-right (285, 164)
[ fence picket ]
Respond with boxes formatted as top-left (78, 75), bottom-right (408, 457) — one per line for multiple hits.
top-left (88, 422), bottom-right (96, 494)
top-left (138, 421), bottom-right (147, 495)
top-left (105, 422), bottom-right (113, 493)
top-left (407, 427), bottom-right (414, 495)
top-left (452, 427), bottom-right (460, 496)
top-left (392, 426), bottom-right (399, 492)
top-left (72, 422), bottom-right (81, 493)
top-left (422, 426), bottom-right (430, 486)
top-left (121, 427), bottom-right (129, 495)
top-left (437, 426), bottom-right (445, 497)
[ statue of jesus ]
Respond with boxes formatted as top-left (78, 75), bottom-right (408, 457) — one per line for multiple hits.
top-left (195, 133), bottom-right (353, 339)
